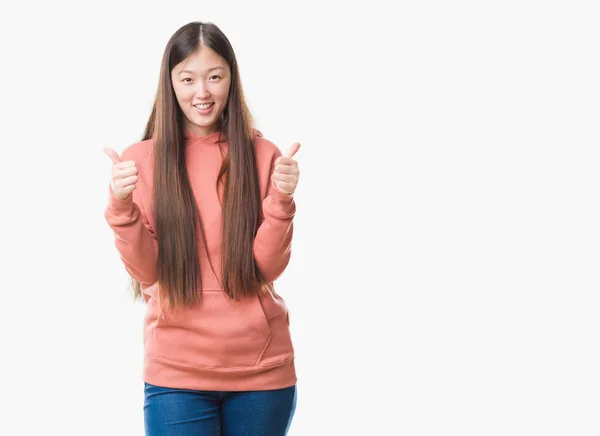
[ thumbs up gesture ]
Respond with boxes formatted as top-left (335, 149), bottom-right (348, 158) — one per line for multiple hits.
top-left (104, 148), bottom-right (138, 200)
top-left (272, 143), bottom-right (301, 195)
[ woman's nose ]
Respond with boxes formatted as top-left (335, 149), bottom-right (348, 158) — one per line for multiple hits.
top-left (195, 83), bottom-right (210, 98)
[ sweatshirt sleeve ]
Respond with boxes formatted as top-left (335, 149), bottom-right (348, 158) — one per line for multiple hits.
top-left (104, 177), bottom-right (159, 286)
top-left (253, 150), bottom-right (296, 283)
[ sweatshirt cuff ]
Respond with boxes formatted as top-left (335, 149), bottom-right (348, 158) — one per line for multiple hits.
top-left (266, 181), bottom-right (296, 217)
top-left (106, 183), bottom-right (135, 216)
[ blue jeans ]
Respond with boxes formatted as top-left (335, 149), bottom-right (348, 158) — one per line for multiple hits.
top-left (143, 382), bottom-right (297, 435)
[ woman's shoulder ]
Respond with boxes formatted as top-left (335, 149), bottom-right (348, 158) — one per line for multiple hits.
top-left (120, 138), bottom-right (155, 163)
top-left (252, 129), bottom-right (282, 159)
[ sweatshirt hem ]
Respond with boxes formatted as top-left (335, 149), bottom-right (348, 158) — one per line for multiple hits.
top-left (143, 354), bottom-right (297, 392)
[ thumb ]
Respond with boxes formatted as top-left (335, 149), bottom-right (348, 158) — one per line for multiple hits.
top-left (103, 147), bottom-right (121, 164)
top-left (283, 142), bottom-right (301, 159)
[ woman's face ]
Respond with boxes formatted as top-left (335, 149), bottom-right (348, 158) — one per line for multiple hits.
top-left (171, 46), bottom-right (231, 137)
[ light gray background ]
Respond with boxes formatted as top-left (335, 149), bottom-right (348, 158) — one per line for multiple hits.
top-left (0, 1), bottom-right (598, 435)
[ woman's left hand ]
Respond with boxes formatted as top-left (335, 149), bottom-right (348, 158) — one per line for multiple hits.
top-left (272, 142), bottom-right (301, 195)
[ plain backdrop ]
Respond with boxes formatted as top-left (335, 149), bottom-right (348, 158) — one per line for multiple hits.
top-left (0, 1), bottom-right (599, 435)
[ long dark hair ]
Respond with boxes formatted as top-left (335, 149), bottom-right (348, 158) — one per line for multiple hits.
top-left (130, 21), bottom-right (269, 309)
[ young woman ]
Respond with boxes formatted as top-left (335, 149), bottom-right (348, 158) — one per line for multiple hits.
top-left (103, 21), bottom-right (300, 435)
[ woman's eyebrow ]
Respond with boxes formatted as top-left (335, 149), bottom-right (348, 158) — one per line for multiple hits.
top-left (177, 66), bottom-right (225, 75)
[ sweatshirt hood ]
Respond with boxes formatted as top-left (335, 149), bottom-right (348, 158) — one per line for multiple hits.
top-left (184, 128), bottom-right (264, 145)
top-left (184, 130), bottom-right (224, 143)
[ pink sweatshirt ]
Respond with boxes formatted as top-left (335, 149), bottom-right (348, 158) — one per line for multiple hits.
top-left (104, 129), bottom-right (296, 391)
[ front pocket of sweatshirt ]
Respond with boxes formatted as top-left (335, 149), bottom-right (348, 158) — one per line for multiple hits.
top-left (144, 289), bottom-right (273, 368)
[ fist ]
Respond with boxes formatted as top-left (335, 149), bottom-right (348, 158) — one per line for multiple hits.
top-left (272, 143), bottom-right (301, 195)
top-left (104, 148), bottom-right (138, 200)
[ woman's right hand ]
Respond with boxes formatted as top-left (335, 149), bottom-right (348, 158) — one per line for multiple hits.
top-left (104, 148), bottom-right (138, 200)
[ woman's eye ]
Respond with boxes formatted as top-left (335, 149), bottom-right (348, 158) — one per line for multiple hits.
top-left (183, 78), bottom-right (192, 83)
top-left (210, 75), bottom-right (220, 81)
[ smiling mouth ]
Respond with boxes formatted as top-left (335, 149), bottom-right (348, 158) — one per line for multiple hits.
top-left (194, 103), bottom-right (214, 110)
